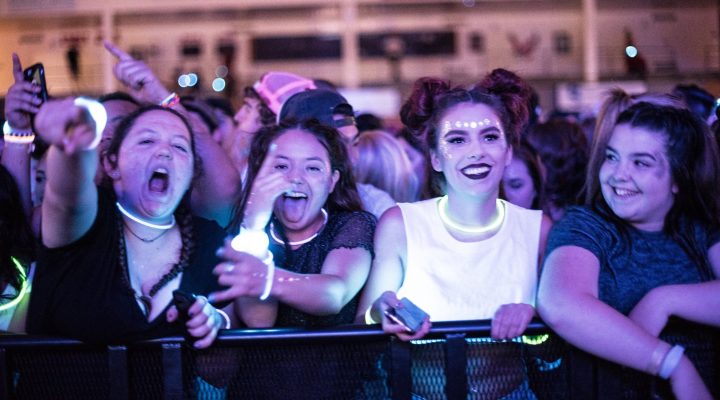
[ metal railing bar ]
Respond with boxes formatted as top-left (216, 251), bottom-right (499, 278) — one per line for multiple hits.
top-left (445, 333), bottom-right (468, 400)
top-left (390, 338), bottom-right (412, 400)
top-left (0, 320), bottom-right (551, 348)
top-left (161, 342), bottom-right (184, 400)
top-left (107, 345), bottom-right (129, 400)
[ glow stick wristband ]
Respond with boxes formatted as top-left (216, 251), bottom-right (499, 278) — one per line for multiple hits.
top-left (260, 259), bottom-right (275, 301)
top-left (0, 258), bottom-right (29, 312)
top-left (74, 97), bottom-right (107, 151)
top-left (231, 227), bottom-right (270, 258)
top-left (3, 121), bottom-right (35, 145)
top-left (364, 307), bottom-right (378, 324)
top-left (230, 227), bottom-right (274, 300)
top-left (215, 309), bottom-right (231, 329)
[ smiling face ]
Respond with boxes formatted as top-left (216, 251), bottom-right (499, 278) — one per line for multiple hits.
top-left (269, 129), bottom-right (339, 233)
top-left (431, 102), bottom-right (512, 199)
top-left (599, 123), bottom-right (677, 231)
top-left (106, 110), bottom-right (194, 223)
top-left (502, 157), bottom-right (537, 209)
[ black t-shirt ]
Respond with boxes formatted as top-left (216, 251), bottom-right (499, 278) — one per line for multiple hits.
top-left (27, 188), bottom-right (226, 344)
top-left (270, 210), bottom-right (376, 328)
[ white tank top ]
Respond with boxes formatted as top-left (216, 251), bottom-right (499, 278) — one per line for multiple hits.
top-left (397, 198), bottom-right (542, 321)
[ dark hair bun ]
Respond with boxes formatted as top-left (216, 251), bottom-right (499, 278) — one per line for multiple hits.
top-left (476, 68), bottom-right (532, 139)
top-left (400, 77), bottom-right (451, 134)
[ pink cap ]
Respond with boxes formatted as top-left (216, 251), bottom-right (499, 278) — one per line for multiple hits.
top-left (253, 72), bottom-right (317, 117)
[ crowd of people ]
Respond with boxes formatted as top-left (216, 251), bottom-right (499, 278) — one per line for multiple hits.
top-left (1, 41), bottom-right (719, 399)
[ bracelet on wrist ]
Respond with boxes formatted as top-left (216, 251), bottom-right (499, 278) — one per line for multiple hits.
top-left (215, 309), bottom-right (231, 330)
top-left (658, 345), bottom-right (685, 379)
top-left (647, 342), bottom-right (669, 376)
top-left (73, 97), bottom-right (107, 151)
top-left (231, 226), bottom-right (270, 259)
top-left (160, 92), bottom-right (180, 108)
top-left (228, 225), bottom-right (274, 300)
top-left (3, 121), bottom-right (35, 144)
top-left (259, 257), bottom-right (275, 301)
top-left (364, 307), bottom-right (378, 325)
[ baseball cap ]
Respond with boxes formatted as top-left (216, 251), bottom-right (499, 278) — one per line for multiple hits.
top-left (279, 89), bottom-right (356, 128)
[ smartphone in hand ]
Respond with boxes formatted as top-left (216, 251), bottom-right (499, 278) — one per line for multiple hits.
top-left (384, 298), bottom-right (429, 333)
top-left (23, 63), bottom-right (49, 104)
top-left (172, 290), bottom-right (196, 322)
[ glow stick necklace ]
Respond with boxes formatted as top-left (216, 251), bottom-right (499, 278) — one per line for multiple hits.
top-left (270, 208), bottom-right (328, 246)
top-left (437, 196), bottom-right (505, 234)
top-left (116, 202), bottom-right (176, 230)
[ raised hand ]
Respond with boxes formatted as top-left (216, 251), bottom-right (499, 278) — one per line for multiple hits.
top-left (5, 53), bottom-right (41, 131)
top-left (34, 98), bottom-right (99, 155)
top-left (209, 238), bottom-right (271, 303)
top-left (241, 144), bottom-right (294, 231)
top-left (104, 40), bottom-right (170, 104)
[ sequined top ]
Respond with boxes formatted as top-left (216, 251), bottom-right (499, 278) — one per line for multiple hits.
top-left (269, 210), bottom-right (376, 328)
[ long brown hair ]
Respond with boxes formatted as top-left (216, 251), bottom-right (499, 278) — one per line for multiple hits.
top-left (228, 120), bottom-right (363, 233)
top-left (584, 89), bottom-right (684, 204)
top-left (589, 102), bottom-right (720, 280)
top-left (105, 105), bottom-right (200, 298)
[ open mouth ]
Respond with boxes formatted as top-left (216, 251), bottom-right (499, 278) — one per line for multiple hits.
top-left (279, 191), bottom-right (309, 222)
top-left (283, 191), bottom-right (308, 199)
top-left (148, 168), bottom-right (169, 193)
top-left (461, 164), bottom-right (491, 180)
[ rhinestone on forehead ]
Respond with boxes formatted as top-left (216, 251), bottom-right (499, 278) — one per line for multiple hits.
top-left (442, 119), bottom-right (502, 135)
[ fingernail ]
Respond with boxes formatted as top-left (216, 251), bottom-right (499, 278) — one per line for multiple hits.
top-left (224, 263), bottom-right (235, 273)
top-left (269, 143), bottom-right (277, 152)
top-left (215, 247), bottom-right (225, 257)
top-left (207, 294), bottom-right (216, 303)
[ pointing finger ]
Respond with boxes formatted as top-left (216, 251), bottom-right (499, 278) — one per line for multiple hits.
top-left (104, 40), bottom-right (133, 61)
top-left (12, 53), bottom-right (23, 83)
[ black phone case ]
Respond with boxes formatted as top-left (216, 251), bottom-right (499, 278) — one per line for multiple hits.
top-left (23, 63), bottom-right (48, 103)
top-left (172, 290), bottom-right (196, 319)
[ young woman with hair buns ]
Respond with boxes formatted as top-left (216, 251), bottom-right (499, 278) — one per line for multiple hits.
top-left (357, 69), bottom-right (552, 398)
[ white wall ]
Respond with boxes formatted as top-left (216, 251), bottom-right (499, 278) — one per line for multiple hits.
top-left (0, 1), bottom-right (716, 100)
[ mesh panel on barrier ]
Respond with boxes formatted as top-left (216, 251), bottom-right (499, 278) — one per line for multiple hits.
top-left (408, 337), bottom-right (565, 400)
top-left (0, 323), bottom-right (715, 399)
top-left (410, 339), bottom-right (445, 399)
top-left (185, 339), bottom-right (390, 400)
top-left (9, 347), bottom-right (109, 399)
top-left (524, 334), bottom-right (569, 400)
top-left (128, 346), bottom-right (165, 400)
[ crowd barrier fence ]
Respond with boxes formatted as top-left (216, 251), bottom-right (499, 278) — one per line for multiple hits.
top-left (0, 319), bottom-right (716, 399)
